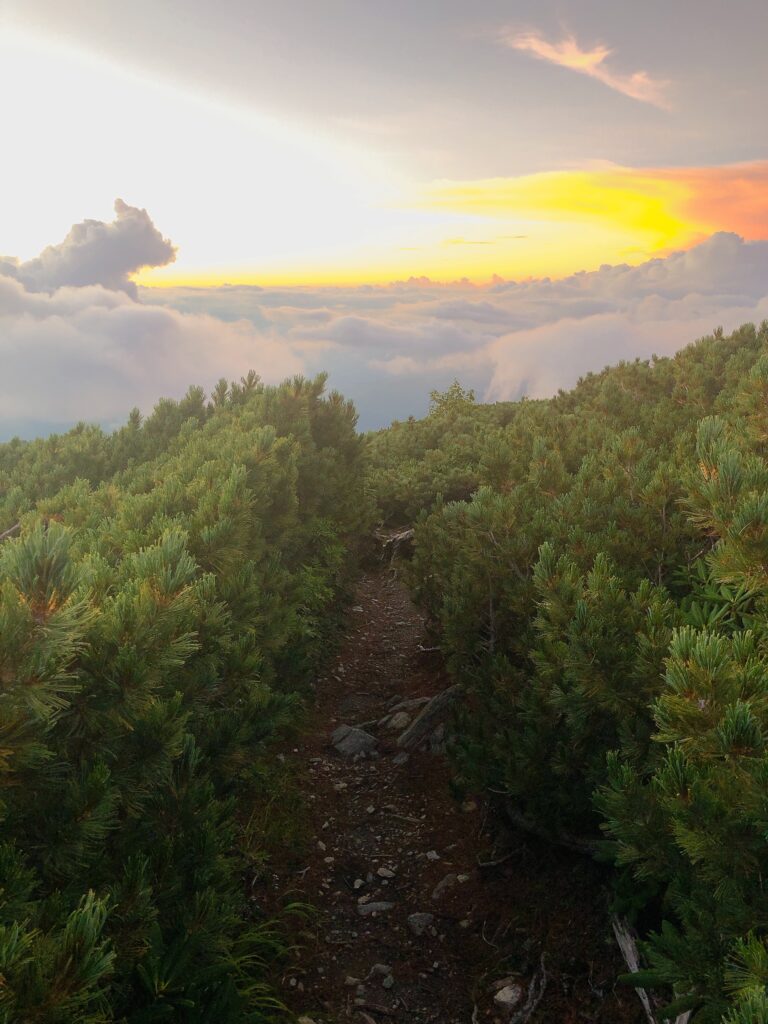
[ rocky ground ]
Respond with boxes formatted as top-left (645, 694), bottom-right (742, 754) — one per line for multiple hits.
top-left (266, 570), bottom-right (645, 1024)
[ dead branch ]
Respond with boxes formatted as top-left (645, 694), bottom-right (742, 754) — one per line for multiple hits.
top-left (510, 954), bottom-right (547, 1023)
top-left (397, 684), bottom-right (463, 750)
top-left (504, 801), bottom-right (599, 856)
top-left (611, 916), bottom-right (691, 1024)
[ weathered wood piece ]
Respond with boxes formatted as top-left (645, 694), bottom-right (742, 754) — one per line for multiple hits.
top-left (396, 684), bottom-right (463, 749)
top-left (611, 916), bottom-right (691, 1024)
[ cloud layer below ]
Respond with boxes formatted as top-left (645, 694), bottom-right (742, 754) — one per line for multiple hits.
top-left (1, 203), bottom-right (767, 436)
top-left (147, 231), bottom-right (768, 426)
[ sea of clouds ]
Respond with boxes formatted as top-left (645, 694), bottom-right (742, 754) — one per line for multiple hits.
top-left (2, 201), bottom-right (767, 436)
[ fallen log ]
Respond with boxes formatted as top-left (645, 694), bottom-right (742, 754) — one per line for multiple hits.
top-left (396, 684), bottom-right (463, 749)
top-left (378, 527), bottom-right (415, 566)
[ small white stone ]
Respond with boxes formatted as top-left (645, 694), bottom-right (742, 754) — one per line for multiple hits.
top-left (494, 984), bottom-right (523, 1010)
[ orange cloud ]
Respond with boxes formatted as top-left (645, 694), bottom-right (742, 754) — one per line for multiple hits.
top-left (502, 30), bottom-right (670, 108)
top-left (659, 162), bottom-right (768, 240)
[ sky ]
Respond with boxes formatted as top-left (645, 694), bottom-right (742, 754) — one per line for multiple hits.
top-left (0, 1), bottom-right (767, 431)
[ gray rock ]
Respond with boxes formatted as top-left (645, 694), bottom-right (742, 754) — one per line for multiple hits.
top-left (387, 710), bottom-right (412, 731)
top-left (382, 974), bottom-right (395, 989)
top-left (392, 751), bottom-right (409, 766)
top-left (369, 963), bottom-right (392, 976)
top-left (357, 901), bottom-right (395, 917)
top-left (331, 724), bottom-right (377, 757)
top-left (377, 866), bottom-right (396, 878)
top-left (431, 873), bottom-right (458, 900)
top-left (407, 912), bottom-right (435, 937)
top-left (494, 984), bottom-right (523, 1010)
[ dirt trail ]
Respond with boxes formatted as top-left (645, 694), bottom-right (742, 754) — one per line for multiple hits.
top-left (271, 570), bottom-right (644, 1024)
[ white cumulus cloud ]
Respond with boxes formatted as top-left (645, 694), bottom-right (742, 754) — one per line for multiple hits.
top-left (0, 205), bottom-right (302, 433)
top-left (0, 200), bottom-right (177, 298)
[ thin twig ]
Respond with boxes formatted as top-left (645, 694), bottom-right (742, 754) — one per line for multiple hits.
top-left (477, 849), bottom-right (515, 868)
top-left (359, 1002), bottom-right (397, 1017)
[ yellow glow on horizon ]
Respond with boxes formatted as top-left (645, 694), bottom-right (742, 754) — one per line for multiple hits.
top-left (424, 170), bottom-right (694, 252)
top-left (133, 207), bottom-right (675, 288)
top-left (136, 162), bottom-right (768, 288)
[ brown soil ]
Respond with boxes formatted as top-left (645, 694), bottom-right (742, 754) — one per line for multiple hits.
top-left (267, 570), bottom-right (645, 1024)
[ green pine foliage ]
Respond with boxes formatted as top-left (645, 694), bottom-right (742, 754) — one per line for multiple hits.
top-left (8, 318), bottom-right (768, 1021)
top-left (0, 373), bottom-right (369, 1022)
top-left (369, 321), bottom-right (768, 1020)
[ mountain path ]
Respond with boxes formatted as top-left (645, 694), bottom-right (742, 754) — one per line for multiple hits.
top-left (269, 570), bottom-right (644, 1024)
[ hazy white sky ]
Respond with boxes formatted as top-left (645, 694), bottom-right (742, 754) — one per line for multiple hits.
top-left (6, 0), bottom-right (767, 176)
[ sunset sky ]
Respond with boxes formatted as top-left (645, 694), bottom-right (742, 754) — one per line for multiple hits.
top-left (3, 0), bottom-right (767, 285)
top-left (1, 1), bottom-right (767, 430)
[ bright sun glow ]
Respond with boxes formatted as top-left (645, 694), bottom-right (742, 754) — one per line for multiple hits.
top-left (2, 28), bottom-right (767, 286)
